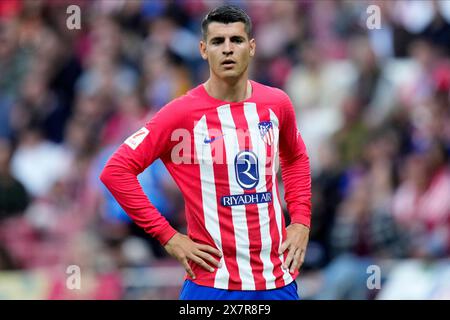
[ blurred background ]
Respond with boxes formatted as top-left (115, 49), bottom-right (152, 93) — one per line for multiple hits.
top-left (0, 0), bottom-right (449, 300)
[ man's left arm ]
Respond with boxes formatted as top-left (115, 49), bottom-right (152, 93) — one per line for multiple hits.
top-left (277, 92), bottom-right (312, 274)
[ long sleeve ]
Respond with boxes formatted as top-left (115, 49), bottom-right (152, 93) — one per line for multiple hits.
top-left (99, 105), bottom-right (180, 246)
top-left (278, 93), bottom-right (312, 228)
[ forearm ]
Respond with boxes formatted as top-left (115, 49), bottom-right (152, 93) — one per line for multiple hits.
top-left (100, 159), bottom-right (177, 246)
top-left (280, 151), bottom-right (312, 228)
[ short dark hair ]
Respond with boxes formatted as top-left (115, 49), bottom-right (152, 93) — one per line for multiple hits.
top-left (201, 5), bottom-right (252, 40)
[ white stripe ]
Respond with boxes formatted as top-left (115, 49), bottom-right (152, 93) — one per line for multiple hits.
top-left (269, 109), bottom-right (293, 285)
top-left (217, 104), bottom-right (255, 290)
top-left (243, 102), bottom-right (277, 289)
top-left (194, 115), bottom-right (229, 289)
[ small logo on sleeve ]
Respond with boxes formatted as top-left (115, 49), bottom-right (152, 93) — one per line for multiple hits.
top-left (124, 127), bottom-right (149, 150)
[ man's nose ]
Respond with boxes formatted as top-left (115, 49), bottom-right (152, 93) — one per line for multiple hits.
top-left (222, 39), bottom-right (233, 55)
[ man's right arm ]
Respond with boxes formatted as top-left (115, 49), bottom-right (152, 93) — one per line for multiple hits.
top-left (99, 104), bottom-right (222, 276)
top-left (99, 117), bottom-right (178, 246)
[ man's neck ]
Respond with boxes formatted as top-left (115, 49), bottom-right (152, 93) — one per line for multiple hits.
top-left (203, 76), bottom-right (252, 102)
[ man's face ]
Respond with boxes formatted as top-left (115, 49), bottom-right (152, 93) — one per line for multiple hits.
top-left (200, 22), bottom-right (255, 81)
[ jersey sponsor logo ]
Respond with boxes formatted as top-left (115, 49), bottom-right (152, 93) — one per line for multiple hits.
top-left (258, 121), bottom-right (274, 145)
top-left (221, 191), bottom-right (272, 206)
top-left (235, 150), bottom-right (259, 189)
top-left (124, 127), bottom-right (149, 150)
top-left (204, 134), bottom-right (225, 144)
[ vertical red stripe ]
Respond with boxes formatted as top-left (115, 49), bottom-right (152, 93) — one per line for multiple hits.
top-left (256, 107), bottom-right (286, 288)
top-left (230, 103), bottom-right (266, 290)
top-left (206, 110), bottom-right (242, 290)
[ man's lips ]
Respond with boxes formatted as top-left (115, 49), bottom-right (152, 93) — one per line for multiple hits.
top-left (221, 60), bottom-right (236, 65)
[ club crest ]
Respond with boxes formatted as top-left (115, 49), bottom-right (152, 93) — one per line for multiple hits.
top-left (258, 121), bottom-right (274, 146)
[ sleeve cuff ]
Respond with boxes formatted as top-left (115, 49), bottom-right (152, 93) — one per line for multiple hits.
top-left (154, 225), bottom-right (178, 246)
top-left (290, 214), bottom-right (311, 229)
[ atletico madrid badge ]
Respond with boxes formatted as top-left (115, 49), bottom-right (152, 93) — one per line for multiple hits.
top-left (258, 121), bottom-right (274, 146)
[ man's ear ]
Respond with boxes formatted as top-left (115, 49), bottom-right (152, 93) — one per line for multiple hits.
top-left (199, 40), bottom-right (208, 60)
top-left (249, 38), bottom-right (256, 57)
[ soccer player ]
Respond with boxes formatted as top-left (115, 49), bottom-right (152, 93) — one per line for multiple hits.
top-left (100, 5), bottom-right (311, 300)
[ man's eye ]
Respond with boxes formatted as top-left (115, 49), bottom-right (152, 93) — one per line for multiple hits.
top-left (211, 39), bottom-right (222, 45)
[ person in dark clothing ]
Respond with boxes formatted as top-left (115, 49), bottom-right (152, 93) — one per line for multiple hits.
top-left (0, 138), bottom-right (29, 220)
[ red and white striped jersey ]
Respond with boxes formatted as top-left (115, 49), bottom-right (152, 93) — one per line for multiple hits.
top-left (100, 80), bottom-right (312, 290)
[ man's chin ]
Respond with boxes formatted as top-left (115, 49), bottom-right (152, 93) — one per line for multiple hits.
top-left (218, 71), bottom-right (242, 81)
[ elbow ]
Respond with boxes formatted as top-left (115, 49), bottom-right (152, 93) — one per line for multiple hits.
top-left (99, 165), bottom-right (113, 188)
top-left (99, 161), bottom-right (136, 188)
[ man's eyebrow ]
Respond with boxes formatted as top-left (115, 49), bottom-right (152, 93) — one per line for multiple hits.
top-left (209, 36), bottom-right (225, 42)
top-left (209, 35), bottom-right (246, 43)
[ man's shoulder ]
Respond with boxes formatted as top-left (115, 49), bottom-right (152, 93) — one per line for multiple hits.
top-left (252, 81), bottom-right (290, 104)
top-left (164, 87), bottom-right (200, 108)
top-left (252, 81), bottom-right (289, 101)
top-left (152, 87), bottom-right (198, 119)
top-left (147, 85), bottom-right (203, 128)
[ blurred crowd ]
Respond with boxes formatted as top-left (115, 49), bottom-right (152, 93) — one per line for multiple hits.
top-left (0, 0), bottom-right (449, 299)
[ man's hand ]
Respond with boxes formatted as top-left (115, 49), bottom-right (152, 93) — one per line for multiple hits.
top-left (164, 233), bottom-right (222, 279)
top-left (278, 223), bottom-right (310, 273)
